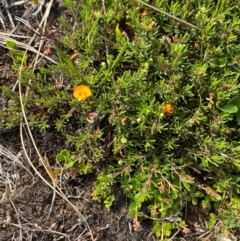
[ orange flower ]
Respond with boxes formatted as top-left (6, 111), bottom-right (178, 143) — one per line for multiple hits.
top-left (164, 103), bottom-right (172, 114)
top-left (73, 85), bottom-right (92, 101)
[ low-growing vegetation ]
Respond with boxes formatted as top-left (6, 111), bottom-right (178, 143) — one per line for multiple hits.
top-left (1, 0), bottom-right (240, 239)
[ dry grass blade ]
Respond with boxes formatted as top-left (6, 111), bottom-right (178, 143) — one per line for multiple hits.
top-left (135, 0), bottom-right (201, 31)
top-left (21, 0), bottom-right (59, 222)
top-left (42, 153), bottom-right (58, 220)
top-left (9, 222), bottom-right (72, 241)
top-left (0, 33), bottom-right (56, 64)
top-left (31, 0), bottom-right (45, 16)
top-left (19, 125), bottom-right (95, 241)
top-left (101, 0), bottom-right (109, 59)
top-left (0, 0), bottom-right (15, 29)
top-left (14, 16), bottom-right (43, 36)
top-left (0, 32), bottom-right (30, 38)
top-left (9, 198), bottom-right (23, 241)
top-left (14, 0), bottom-right (95, 240)
top-left (0, 9), bottom-right (6, 30)
top-left (30, 0), bottom-right (53, 70)
top-left (0, 144), bottom-right (34, 178)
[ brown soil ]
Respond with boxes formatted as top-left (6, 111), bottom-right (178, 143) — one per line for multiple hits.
top-left (0, 129), bottom-right (155, 241)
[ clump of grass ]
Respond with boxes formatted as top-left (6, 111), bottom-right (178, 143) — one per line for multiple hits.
top-left (1, 0), bottom-right (240, 239)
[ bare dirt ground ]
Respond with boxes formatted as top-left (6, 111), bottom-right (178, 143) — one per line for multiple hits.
top-left (0, 2), bottom-right (237, 241)
top-left (0, 129), bottom-right (155, 241)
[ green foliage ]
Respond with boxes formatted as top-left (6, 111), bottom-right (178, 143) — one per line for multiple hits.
top-left (56, 149), bottom-right (93, 174)
top-left (1, 0), bottom-right (240, 239)
top-left (104, 195), bottom-right (115, 211)
top-left (217, 96), bottom-right (240, 123)
top-left (56, 149), bottom-right (77, 168)
top-left (6, 40), bottom-right (28, 70)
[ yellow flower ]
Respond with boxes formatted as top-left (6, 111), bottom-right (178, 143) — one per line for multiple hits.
top-left (164, 103), bottom-right (172, 114)
top-left (73, 85), bottom-right (92, 101)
